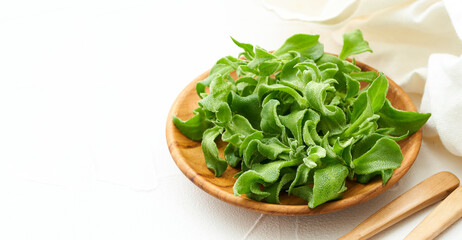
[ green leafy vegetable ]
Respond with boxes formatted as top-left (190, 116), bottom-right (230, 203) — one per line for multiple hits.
top-left (378, 99), bottom-right (431, 136)
top-left (339, 29), bottom-right (373, 60)
top-left (353, 138), bottom-right (403, 174)
top-left (366, 73), bottom-right (389, 113)
top-left (309, 164), bottom-right (349, 208)
top-left (173, 29), bottom-right (430, 208)
top-left (173, 108), bottom-right (212, 141)
top-left (201, 126), bottom-right (228, 177)
top-left (273, 34), bottom-right (324, 60)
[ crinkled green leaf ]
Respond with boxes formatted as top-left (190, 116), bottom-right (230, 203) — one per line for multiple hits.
top-left (279, 109), bottom-right (307, 144)
top-left (344, 73), bottom-right (360, 99)
top-left (231, 37), bottom-right (255, 60)
top-left (265, 169), bottom-right (296, 204)
top-left (342, 59), bottom-right (361, 73)
top-left (378, 99), bottom-right (431, 136)
top-left (343, 144), bottom-right (355, 171)
top-left (295, 61), bottom-right (321, 82)
top-left (350, 71), bottom-right (378, 83)
top-left (357, 169), bottom-right (393, 185)
top-left (286, 146), bottom-right (322, 194)
top-left (353, 138), bottom-right (403, 175)
top-left (234, 158), bottom-right (301, 196)
top-left (242, 139), bottom-right (261, 167)
top-left (196, 56), bottom-right (241, 95)
top-left (230, 92), bottom-right (262, 129)
top-left (237, 65), bottom-right (259, 77)
top-left (260, 99), bottom-right (285, 136)
top-left (316, 54), bottom-right (360, 92)
top-left (349, 92), bottom-right (369, 123)
top-left (352, 115), bottom-right (379, 137)
top-left (279, 57), bottom-right (300, 82)
top-left (352, 133), bottom-right (384, 159)
top-left (339, 29), bottom-right (373, 60)
top-left (242, 136), bottom-right (291, 168)
top-left (291, 186), bottom-right (313, 203)
top-left (222, 114), bottom-right (258, 146)
top-left (333, 137), bottom-right (354, 158)
top-left (320, 133), bottom-right (338, 163)
top-left (257, 138), bottom-right (291, 160)
top-left (236, 76), bottom-right (258, 86)
top-left (280, 59), bottom-right (320, 92)
top-left (173, 107), bottom-right (212, 141)
top-left (306, 145), bottom-right (326, 164)
top-left (366, 72), bottom-right (389, 113)
top-left (240, 131), bottom-right (264, 156)
top-left (273, 34), bottom-right (324, 60)
top-left (202, 126), bottom-right (228, 177)
top-left (318, 62), bottom-right (339, 81)
top-left (302, 109), bottom-right (322, 146)
top-left (304, 81), bottom-right (336, 115)
top-left (258, 83), bottom-right (307, 108)
top-left (288, 164), bottom-right (311, 194)
top-left (246, 182), bottom-right (270, 201)
top-left (224, 143), bottom-right (241, 167)
top-left (258, 60), bottom-right (281, 76)
top-left (343, 92), bottom-right (374, 137)
top-left (318, 105), bottom-right (347, 136)
top-left (248, 46), bottom-right (276, 70)
top-left (198, 75), bottom-right (233, 116)
top-left (309, 164), bottom-right (349, 208)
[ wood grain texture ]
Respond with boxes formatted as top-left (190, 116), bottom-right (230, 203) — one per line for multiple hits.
top-left (404, 185), bottom-right (462, 240)
top-left (165, 58), bottom-right (423, 216)
top-left (338, 172), bottom-right (459, 240)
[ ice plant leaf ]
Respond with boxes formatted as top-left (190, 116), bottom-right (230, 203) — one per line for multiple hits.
top-left (339, 29), bottom-right (373, 60)
top-left (202, 126), bottom-right (228, 177)
top-left (173, 108), bottom-right (212, 141)
top-left (378, 99), bottom-right (431, 136)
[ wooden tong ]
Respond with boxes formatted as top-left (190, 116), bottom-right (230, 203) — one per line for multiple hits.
top-left (339, 171), bottom-right (460, 240)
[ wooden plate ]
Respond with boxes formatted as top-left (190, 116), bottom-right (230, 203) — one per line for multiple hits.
top-left (166, 59), bottom-right (422, 216)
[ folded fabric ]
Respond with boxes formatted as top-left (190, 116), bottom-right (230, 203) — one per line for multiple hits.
top-left (263, 0), bottom-right (462, 156)
top-left (421, 54), bottom-right (462, 156)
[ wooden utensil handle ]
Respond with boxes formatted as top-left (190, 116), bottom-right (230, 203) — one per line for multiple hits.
top-left (404, 185), bottom-right (462, 240)
top-left (338, 171), bottom-right (459, 240)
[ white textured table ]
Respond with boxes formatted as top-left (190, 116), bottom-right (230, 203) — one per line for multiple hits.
top-left (1, 0), bottom-right (461, 239)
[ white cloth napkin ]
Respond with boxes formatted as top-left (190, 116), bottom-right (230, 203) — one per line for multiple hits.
top-left (420, 0), bottom-right (462, 156)
top-left (264, 0), bottom-right (462, 156)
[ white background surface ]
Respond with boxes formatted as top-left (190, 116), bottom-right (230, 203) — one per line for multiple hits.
top-left (1, 0), bottom-right (462, 239)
